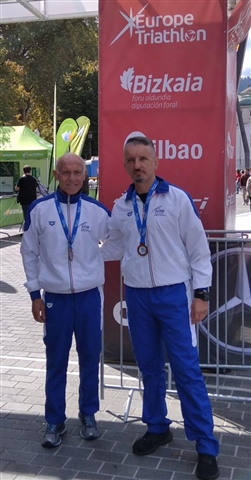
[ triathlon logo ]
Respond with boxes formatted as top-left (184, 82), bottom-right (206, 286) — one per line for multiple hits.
top-left (152, 206), bottom-right (166, 216)
top-left (110, 4), bottom-right (207, 46)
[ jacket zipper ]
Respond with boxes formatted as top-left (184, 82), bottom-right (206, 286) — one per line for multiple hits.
top-left (138, 196), bottom-right (156, 287)
top-left (146, 230), bottom-right (156, 287)
top-left (67, 195), bottom-right (75, 293)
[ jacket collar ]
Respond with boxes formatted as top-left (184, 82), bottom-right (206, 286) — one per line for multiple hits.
top-left (56, 186), bottom-right (81, 204)
top-left (125, 176), bottom-right (169, 201)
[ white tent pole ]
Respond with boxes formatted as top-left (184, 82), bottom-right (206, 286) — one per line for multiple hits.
top-left (53, 82), bottom-right (57, 171)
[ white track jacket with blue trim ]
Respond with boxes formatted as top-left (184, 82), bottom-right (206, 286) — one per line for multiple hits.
top-left (21, 189), bottom-right (110, 297)
top-left (101, 177), bottom-right (212, 289)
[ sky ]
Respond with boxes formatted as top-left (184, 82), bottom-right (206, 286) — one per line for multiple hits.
top-left (241, 30), bottom-right (251, 77)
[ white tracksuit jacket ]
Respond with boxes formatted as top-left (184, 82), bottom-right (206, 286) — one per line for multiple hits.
top-left (101, 177), bottom-right (212, 289)
top-left (21, 188), bottom-right (110, 298)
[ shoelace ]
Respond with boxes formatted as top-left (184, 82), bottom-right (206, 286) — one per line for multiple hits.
top-left (46, 423), bottom-right (58, 434)
top-left (84, 415), bottom-right (96, 428)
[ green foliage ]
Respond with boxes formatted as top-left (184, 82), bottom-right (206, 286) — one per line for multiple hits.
top-left (1, 19), bottom-right (98, 146)
top-left (59, 61), bottom-right (98, 156)
top-left (0, 46), bottom-right (28, 124)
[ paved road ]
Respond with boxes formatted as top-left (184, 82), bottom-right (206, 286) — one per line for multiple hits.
top-left (0, 193), bottom-right (251, 480)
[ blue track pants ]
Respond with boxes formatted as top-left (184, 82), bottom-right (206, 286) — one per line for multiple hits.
top-left (125, 283), bottom-right (219, 457)
top-left (43, 288), bottom-right (102, 424)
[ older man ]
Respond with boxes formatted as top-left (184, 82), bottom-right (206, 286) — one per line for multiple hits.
top-left (21, 153), bottom-right (110, 448)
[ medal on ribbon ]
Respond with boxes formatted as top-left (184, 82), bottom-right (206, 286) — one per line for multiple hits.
top-left (54, 193), bottom-right (81, 262)
top-left (132, 179), bottom-right (158, 257)
top-left (137, 244), bottom-right (148, 256)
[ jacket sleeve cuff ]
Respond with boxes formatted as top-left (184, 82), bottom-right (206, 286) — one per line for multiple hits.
top-left (30, 290), bottom-right (41, 301)
top-left (194, 288), bottom-right (209, 292)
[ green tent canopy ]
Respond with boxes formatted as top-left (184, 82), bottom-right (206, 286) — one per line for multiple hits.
top-left (0, 125), bottom-right (52, 160)
top-left (0, 126), bottom-right (52, 192)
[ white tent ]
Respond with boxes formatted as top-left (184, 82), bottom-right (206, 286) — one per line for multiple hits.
top-left (0, 0), bottom-right (98, 23)
top-left (0, 0), bottom-right (238, 23)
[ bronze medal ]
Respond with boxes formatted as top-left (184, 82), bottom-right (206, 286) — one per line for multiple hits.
top-left (137, 244), bottom-right (148, 256)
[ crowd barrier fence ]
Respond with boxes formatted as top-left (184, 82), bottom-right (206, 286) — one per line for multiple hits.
top-left (100, 230), bottom-right (251, 421)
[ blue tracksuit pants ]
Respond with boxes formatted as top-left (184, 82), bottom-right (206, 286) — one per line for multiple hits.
top-left (125, 282), bottom-right (219, 457)
top-left (43, 288), bottom-right (102, 424)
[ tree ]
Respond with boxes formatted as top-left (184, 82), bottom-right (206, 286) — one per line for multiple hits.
top-left (1, 19), bottom-right (98, 142)
top-left (58, 61), bottom-right (98, 155)
top-left (0, 46), bottom-right (28, 125)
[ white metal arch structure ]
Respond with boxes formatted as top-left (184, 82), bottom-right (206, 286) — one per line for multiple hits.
top-left (0, 0), bottom-right (98, 23)
top-left (0, 0), bottom-right (240, 23)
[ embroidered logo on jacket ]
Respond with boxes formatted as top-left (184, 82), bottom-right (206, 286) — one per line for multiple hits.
top-left (49, 221), bottom-right (55, 226)
top-left (46, 303), bottom-right (53, 308)
top-left (80, 222), bottom-right (90, 232)
top-left (151, 206), bottom-right (166, 216)
top-left (127, 211), bottom-right (133, 217)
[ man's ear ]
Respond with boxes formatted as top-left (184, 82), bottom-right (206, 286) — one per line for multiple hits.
top-left (154, 157), bottom-right (159, 170)
top-left (53, 170), bottom-right (58, 181)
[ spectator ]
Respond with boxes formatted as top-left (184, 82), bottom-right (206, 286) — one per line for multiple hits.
top-left (240, 168), bottom-right (250, 205)
top-left (81, 170), bottom-right (89, 195)
top-left (246, 173), bottom-right (251, 211)
top-left (235, 169), bottom-right (241, 194)
top-left (15, 165), bottom-right (38, 220)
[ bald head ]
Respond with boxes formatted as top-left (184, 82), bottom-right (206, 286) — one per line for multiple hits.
top-left (55, 153), bottom-right (86, 173)
top-left (53, 153), bottom-right (86, 195)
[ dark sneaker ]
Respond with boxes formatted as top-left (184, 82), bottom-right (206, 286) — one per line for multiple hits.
top-left (79, 413), bottom-right (100, 440)
top-left (133, 429), bottom-right (173, 456)
top-left (195, 454), bottom-right (219, 480)
top-left (41, 422), bottom-right (66, 448)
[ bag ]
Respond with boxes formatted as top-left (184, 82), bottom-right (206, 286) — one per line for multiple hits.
top-left (36, 181), bottom-right (49, 198)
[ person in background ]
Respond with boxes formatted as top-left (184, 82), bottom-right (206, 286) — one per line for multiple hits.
top-left (246, 172), bottom-right (251, 211)
top-left (15, 165), bottom-right (38, 220)
top-left (101, 136), bottom-right (219, 480)
top-left (240, 168), bottom-right (250, 205)
top-left (81, 167), bottom-right (89, 195)
top-left (20, 153), bottom-right (110, 448)
top-left (235, 169), bottom-right (241, 194)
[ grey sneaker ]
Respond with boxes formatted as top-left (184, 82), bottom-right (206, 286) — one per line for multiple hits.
top-left (79, 413), bottom-right (100, 440)
top-left (41, 422), bottom-right (66, 448)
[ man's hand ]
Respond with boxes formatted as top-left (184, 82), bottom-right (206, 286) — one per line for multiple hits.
top-left (190, 298), bottom-right (208, 325)
top-left (32, 299), bottom-right (45, 323)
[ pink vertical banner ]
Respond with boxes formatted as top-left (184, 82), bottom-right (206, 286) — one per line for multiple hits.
top-left (99, 0), bottom-right (229, 362)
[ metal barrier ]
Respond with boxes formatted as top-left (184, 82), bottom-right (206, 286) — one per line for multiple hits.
top-left (100, 230), bottom-right (251, 420)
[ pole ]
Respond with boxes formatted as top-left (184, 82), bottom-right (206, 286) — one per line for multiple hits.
top-left (53, 82), bottom-right (57, 190)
